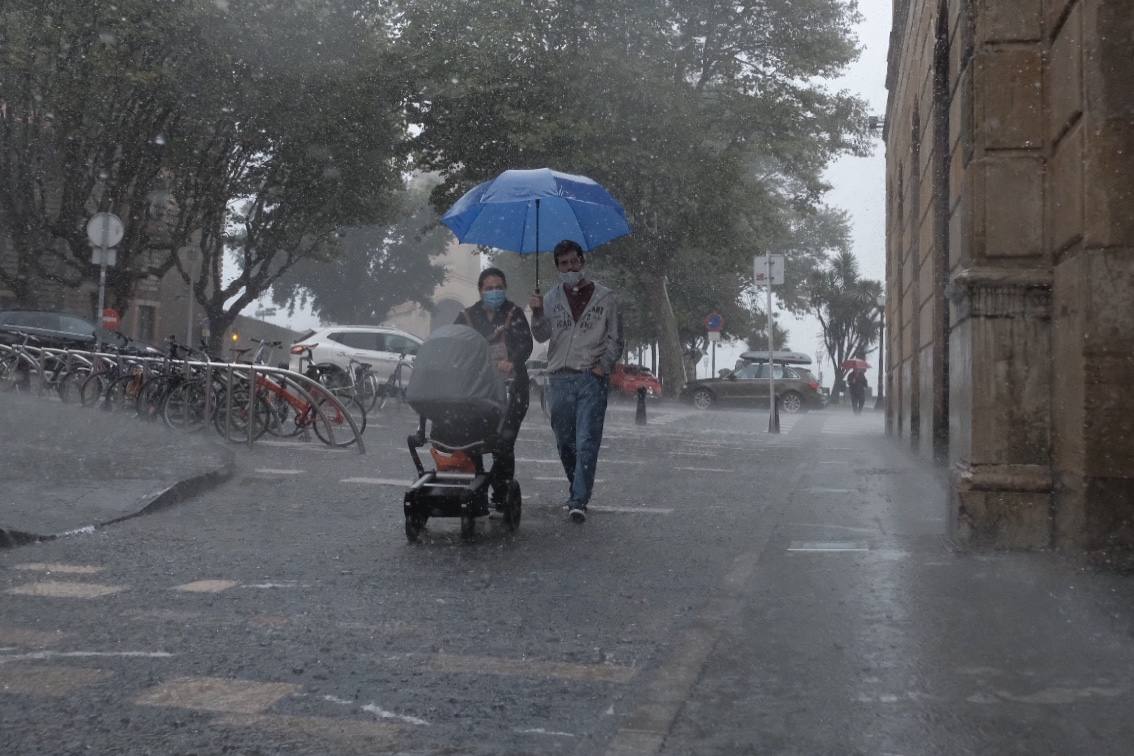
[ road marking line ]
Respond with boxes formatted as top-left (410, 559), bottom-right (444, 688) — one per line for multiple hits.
top-left (135, 676), bottom-right (300, 714)
top-left (0, 627), bottom-right (70, 649)
top-left (13, 563), bottom-right (103, 575)
top-left (0, 650), bottom-right (173, 661)
top-left (787, 540), bottom-right (869, 552)
top-left (216, 713), bottom-right (401, 746)
top-left (0, 664), bottom-right (110, 696)
top-left (675, 467), bottom-right (733, 473)
top-left (589, 506), bottom-right (673, 515)
top-left (517, 728), bottom-right (576, 737)
top-left (5, 581), bottom-right (125, 599)
top-left (173, 580), bottom-right (239, 593)
top-left (786, 522), bottom-right (876, 533)
top-left (240, 582), bottom-right (310, 589)
top-left (427, 653), bottom-right (635, 684)
top-left (806, 487), bottom-right (856, 494)
top-left (253, 468), bottom-right (306, 475)
top-left (341, 477), bottom-right (410, 486)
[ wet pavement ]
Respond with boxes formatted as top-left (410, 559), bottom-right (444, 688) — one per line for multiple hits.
top-left (0, 394), bottom-right (232, 542)
top-left (1, 398), bottom-right (1133, 754)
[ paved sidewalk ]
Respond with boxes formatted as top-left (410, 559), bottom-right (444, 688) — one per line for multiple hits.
top-left (0, 393), bottom-right (233, 544)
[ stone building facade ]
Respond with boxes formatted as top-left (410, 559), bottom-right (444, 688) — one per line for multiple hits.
top-left (884, 0), bottom-right (1134, 550)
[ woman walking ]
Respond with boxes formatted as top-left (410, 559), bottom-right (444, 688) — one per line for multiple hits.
top-left (455, 267), bottom-right (534, 504)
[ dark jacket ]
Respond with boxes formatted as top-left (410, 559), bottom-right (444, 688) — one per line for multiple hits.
top-left (455, 300), bottom-right (534, 386)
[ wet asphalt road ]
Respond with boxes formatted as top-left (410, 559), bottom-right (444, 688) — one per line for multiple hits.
top-left (3, 401), bottom-right (1134, 755)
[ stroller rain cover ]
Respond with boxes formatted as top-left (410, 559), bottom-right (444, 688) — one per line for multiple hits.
top-left (405, 324), bottom-right (508, 444)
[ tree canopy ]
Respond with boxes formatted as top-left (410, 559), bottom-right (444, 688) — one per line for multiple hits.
top-left (397, 0), bottom-right (869, 392)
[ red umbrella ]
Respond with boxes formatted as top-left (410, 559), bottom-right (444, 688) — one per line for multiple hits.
top-left (841, 358), bottom-right (871, 371)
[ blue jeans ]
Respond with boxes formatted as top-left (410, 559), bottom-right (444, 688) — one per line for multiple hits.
top-left (548, 371), bottom-right (609, 508)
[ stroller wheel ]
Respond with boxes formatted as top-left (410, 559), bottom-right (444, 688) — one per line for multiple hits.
top-left (503, 480), bottom-right (522, 533)
top-left (405, 514), bottom-right (425, 543)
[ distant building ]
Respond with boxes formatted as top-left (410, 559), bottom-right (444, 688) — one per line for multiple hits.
top-left (884, 0), bottom-right (1134, 550)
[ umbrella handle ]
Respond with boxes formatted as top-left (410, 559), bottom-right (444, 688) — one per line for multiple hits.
top-left (535, 198), bottom-right (540, 294)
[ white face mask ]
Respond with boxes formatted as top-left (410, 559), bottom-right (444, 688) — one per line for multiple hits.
top-left (559, 271), bottom-right (584, 287)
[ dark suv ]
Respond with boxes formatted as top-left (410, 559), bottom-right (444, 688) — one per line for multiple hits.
top-left (680, 362), bottom-right (827, 413)
top-left (0, 310), bottom-right (119, 349)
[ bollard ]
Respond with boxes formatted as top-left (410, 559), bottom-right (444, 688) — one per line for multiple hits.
top-left (635, 386), bottom-right (647, 425)
top-left (768, 394), bottom-right (781, 434)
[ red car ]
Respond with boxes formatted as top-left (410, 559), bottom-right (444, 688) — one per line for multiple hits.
top-left (611, 363), bottom-right (663, 399)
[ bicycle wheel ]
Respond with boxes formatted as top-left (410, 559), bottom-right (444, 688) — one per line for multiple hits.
top-left (312, 394), bottom-right (366, 447)
top-left (136, 376), bottom-right (173, 421)
top-left (79, 371), bottom-right (110, 407)
top-left (161, 380), bottom-right (212, 432)
top-left (264, 392), bottom-right (304, 437)
top-left (102, 373), bottom-right (139, 412)
top-left (0, 353), bottom-right (34, 393)
top-left (376, 375), bottom-right (405, 412)
top-left (56, 367), bottom-right (91, 403)
top-left (357, 372), bottom-right (381, 413)
top-left (213, 384), bottom-right (271, 441)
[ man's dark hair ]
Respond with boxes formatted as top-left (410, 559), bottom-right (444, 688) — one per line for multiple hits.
top-left (477, 267), bottom-right (507, 290)
top-left (552, 239), bottom-right (585, 264)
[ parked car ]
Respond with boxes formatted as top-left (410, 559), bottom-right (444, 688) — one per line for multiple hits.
top-left (611, 363), bottom-right (663, 399)
top-left (288, 326), bottom-right (423, 382)
top-left (680, 362), bottom-right (826, 413)
top-left (0, 309), bottom-right (122, 350)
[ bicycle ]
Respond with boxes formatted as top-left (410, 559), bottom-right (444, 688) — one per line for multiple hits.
top-left (375, 352), bottom-right (413, 412)
top-left (227, 343), bottom-right (366, 447)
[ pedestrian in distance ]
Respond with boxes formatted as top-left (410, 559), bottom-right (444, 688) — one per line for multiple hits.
top-left (455, 267), bottom-right (534, 507)
top-left (529, 239), bottom-right (624, 523)
top-left (847, 368), bottom-right (868, 414)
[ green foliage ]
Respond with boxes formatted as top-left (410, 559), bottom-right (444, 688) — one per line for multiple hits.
top-left (804, 249), bottom-right (882, 395)
top-left (397, 0), bottom-right (869, 390)
top-left (270, 178), bottom-right (448, 324)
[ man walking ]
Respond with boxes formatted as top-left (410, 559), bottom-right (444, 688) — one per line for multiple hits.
top-left (530, 240), bottom-right (623, 523)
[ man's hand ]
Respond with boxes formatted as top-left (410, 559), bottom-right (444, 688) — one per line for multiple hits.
top-left (591, 366), bottom-right (606, 378)
top-left (529, 293), bottom-right (543, 311)
top-left (497, 360), bottom-right (514, 375)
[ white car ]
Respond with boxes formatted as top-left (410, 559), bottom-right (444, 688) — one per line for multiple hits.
top-left (289, 326), bottom-right (422, 383)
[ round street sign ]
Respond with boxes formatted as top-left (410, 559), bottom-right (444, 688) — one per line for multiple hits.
top-left (86, 212), bottom-right (124, 248)
top-left (705, 312), bottom-right (723, 332)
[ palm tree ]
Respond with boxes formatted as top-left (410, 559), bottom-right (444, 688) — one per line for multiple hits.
top-left (805, 250), bottom-right (882, 401)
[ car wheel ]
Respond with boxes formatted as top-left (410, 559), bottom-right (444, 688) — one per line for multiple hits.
top-left (781, 391), bottom-right (803, 414)
top-left (692, 388), bottom-right (714, 410)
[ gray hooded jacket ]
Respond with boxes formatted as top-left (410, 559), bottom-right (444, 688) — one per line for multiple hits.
top-left (531, 281), bottom-right (623, 374)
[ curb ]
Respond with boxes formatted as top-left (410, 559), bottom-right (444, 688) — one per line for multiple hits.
top-left (0, 452), bottom-right (236, 550)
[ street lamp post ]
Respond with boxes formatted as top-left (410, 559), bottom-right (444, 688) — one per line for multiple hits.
top-left (874, 292), bottom-right (886, 410)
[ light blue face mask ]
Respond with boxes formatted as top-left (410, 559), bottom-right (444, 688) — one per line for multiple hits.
top-left (482, 289), bottom-right (506, 309)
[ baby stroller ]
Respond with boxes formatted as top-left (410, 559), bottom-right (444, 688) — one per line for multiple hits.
top-left (402, 325), bottom-right (522, 541)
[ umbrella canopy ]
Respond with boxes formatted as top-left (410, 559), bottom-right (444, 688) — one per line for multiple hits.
top-left (841, 358), bottom-right (871, 371)
top-left (440, 168), bottom-right (631, 254)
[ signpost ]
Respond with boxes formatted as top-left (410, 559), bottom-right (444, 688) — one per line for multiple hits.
top-left (704, 310), bottom-right (723, 377)
top-left (101, 308), bottom-right (120, 331)
top-left (86, 212), bottom-right (124, 347)
top-left (755, 255), bottom-right (785, 433)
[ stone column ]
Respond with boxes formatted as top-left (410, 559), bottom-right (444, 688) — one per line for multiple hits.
top-left (947, 0), bottom-right (1055, 548)
top-left (1049, 0), bottom-right (1134, 551)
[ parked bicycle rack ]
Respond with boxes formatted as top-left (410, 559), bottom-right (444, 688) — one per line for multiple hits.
top-left (0, 340), bottom-right (366, 454)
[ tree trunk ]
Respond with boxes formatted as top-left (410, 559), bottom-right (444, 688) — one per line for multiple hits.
top-left (649, 272), bottom-right (686, 397)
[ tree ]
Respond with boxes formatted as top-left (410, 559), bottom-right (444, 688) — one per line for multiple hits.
top-left (396, 0), bottom-right (869, 394)
top-left (154, 0), bottom-right (408, 351)
top-left (0, 0), bottom-right (193, 310)
top-left (270, 178), bottom-right (449, 324)
top-left (804, 249), bottom-right (882, 400)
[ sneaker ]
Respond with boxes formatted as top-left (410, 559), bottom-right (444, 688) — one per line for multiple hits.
top-left (569, 506), bottom-right (587, 524)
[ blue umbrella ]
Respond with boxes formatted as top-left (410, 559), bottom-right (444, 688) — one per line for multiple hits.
top-left (440, 168), bottom-right (631, 290)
